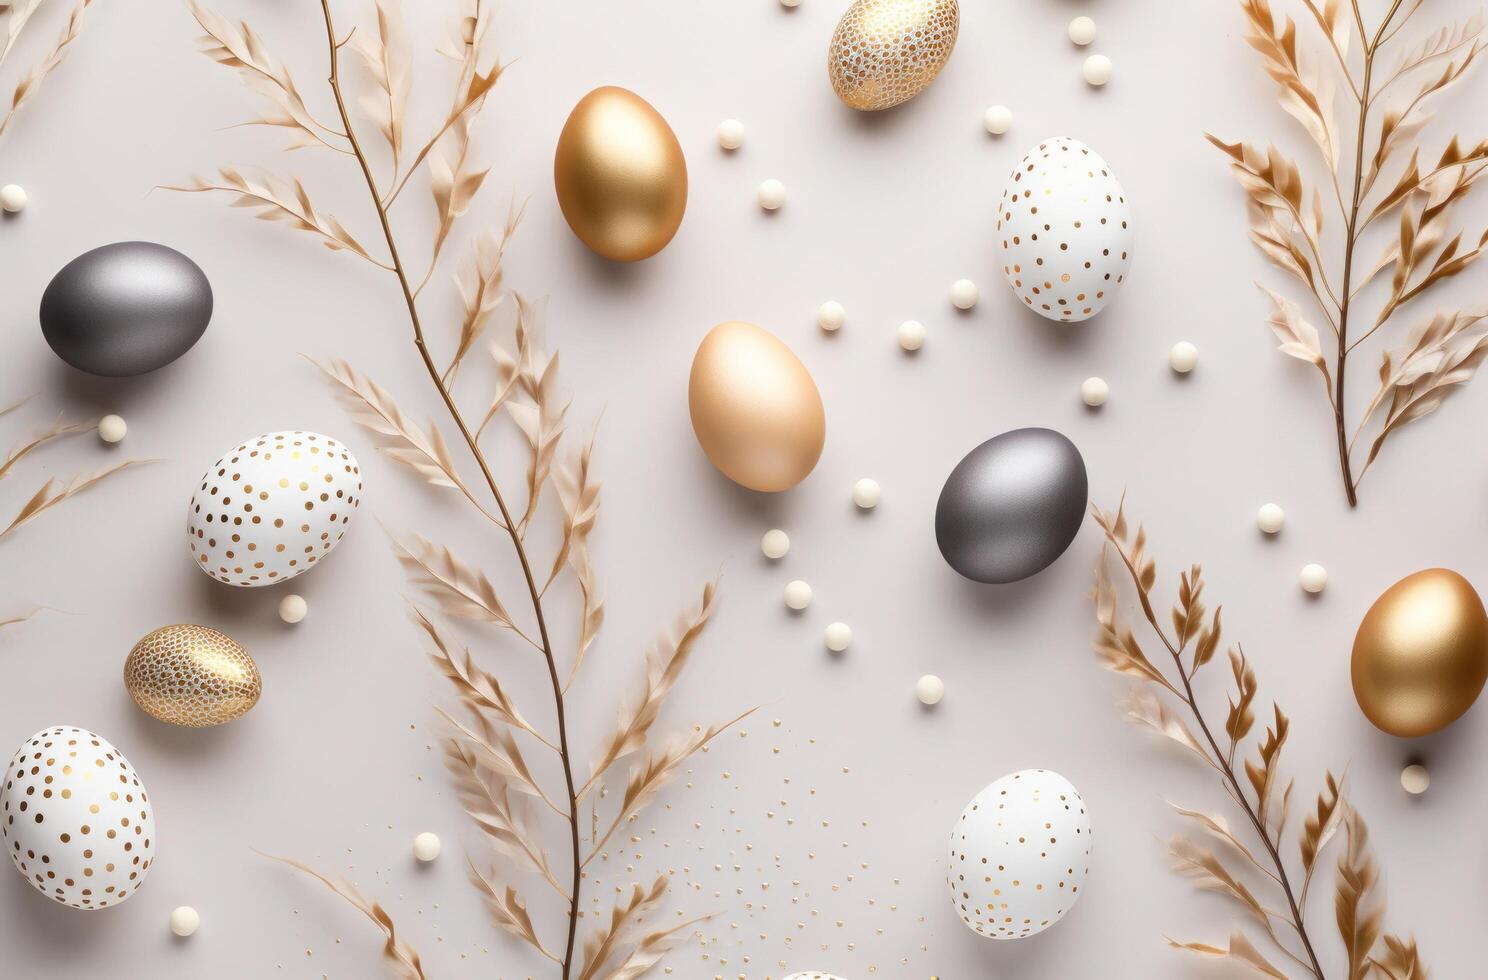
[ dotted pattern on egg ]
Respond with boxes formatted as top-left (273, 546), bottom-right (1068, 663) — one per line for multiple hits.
top-left (187, 431), bottom-right (361, 587)
top-left (997, 137), bottom-right (1132, 322)
top-left (2, 727), bottom-right (154, 910)
top-left (124, 624), bottom-right (262, 727)
top-left (948, 769), bottom-right (1092, 940)
top-left (828, 0), bottom-right (960, 111)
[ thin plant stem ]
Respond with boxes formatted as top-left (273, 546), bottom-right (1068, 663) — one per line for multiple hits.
top-left (315, 2), bottom-right (584, 974)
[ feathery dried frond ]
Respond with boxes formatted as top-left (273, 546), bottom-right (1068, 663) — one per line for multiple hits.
top-left (267, 855), bottom-right (426, 980)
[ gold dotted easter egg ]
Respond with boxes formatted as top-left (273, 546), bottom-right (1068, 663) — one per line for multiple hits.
top-left (187, 430), bottom-right (362, 587)
top-left (125, 625), bottom-right (262, 727)
top-left (828, 0), bottom-right (960, 111)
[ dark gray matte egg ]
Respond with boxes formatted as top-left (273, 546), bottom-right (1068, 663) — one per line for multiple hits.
top-left (40, 242), bottom-right (213, 377)
top-left (935, 427), bottom-right (1088, 584)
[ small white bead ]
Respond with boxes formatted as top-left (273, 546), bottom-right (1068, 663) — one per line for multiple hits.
top-left (1169, 341), bottom-right (1199, 373)
top-left (824, 622), bottom-right (852, 652)
top-left (413, 831), bottom-right (442, 862)
top-left (170, 906), bottom-right (200, 938)
top-left (1083, 54), bottom-right (1113, 86)
top-left (758, 179), bottom-right (786, 210)
top-left (1299, 563), bottom-right (1328, 594)
top-left (1068, 16), bottom-right (1097, 46)
top-left (817, 300), bottom-right (845, 332)
top-left (852, 478), bottom-right (881, 509)
top-left (97, 414), bottom-right (127, 443)
top-left (916, 674), bottom-right (944, 706)
top-left (1080, 377), bottom-right (1109, 407)
top-left (897, 319), bottom-right (926, 351)
top-left (982, 104), bottom-right (1012, 136)
top-left (1400, 763), bottom-right (1430, 795)
top-left (717, 118), bottom-right (745, 150)
top-left (761, 528), bottom-right (790, 560)
top-left (1257, 503), bottom-right (1285, 535)
top-left (0, 184), bottom-right (27, 213)
top-left (949, 279), bottom-right (979, 310)
top-left (278, 594), bottom-right (309, 624)
top-left (784, 580), bottom-right (813, 610)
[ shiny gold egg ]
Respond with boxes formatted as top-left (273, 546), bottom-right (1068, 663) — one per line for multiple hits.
top-left (688, 321), bottom-right (826, 493)
top-left (553, 86), bottom-right (687, 262)
top-left (828, 0), bottom-right (960, 111)
top-left (1352, 569), bottom-right (1488, 737)
top-left (124, 624), bottom-right (262, 727)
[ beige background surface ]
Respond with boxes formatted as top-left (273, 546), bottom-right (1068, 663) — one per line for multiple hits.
top-left (2, 0), bottom-right (1486, 977)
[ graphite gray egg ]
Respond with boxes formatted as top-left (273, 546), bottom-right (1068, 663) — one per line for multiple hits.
top-left (935, 428), bottom-right (1088, 584)
top-left (40, 242), bottom-right (213, 377)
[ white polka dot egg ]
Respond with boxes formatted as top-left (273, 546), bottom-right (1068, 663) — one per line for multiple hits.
top-left (187, 431), bottom-right (362, 587)
top-left (998, 137), bottom-right (1132, 322)
top-left (948, 768), bottom-right (1091, 940)
top-left (2, 726), bottom-right (156, 910)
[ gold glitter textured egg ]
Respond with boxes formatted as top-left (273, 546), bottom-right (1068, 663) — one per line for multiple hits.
top-left (828, 0), bottom-right (959, 111)
top-left (553, 86), bottom-right (688, 262)
top-left (124, 625), bottom-right (262, 727)
top-left (1352, 569), bottom-right (1488, 737)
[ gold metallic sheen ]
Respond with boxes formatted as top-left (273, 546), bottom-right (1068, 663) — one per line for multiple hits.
top-left (688, 321), bottom-right (826, 493)
top-left (553, 86), bottom-right (687, 262)
top-left (828, 0), bottom-right (959, 112)
top-left (1351, 568), bottom-right (1488, 737)
top-left (125, 624), bottom-right (262, 727)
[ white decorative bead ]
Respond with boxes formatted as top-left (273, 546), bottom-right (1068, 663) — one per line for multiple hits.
top-left (1083, 54), bottom-right (1113, 86)
top-left (1080, 377), bottom-right (1109, 407)
top-left (824, 622), bottom-right (852, 652)
top-left (761, 528), bottom-right (790, 560)
top-left (758, 179), bottom-right (786, 210)
top-left (413, 831), bottom-right (442, 862)
top-left (817, 300), bottom-right (845, 332)
top-left (916, 674), bottom-right (944, 705)
top-left (0, 183), bottom-right (27, 213)
top-left (97, 414), bottom-right (127, 443)
top-left (278, 594), bottom-right (309, 624)
top-left (716, 118), bottom-right (745, 150)
top-left (1257, 503), bottom-right (1285, 534)
top-left (982, 104), bottom-right (1012, 135)
top-left (1400, 763), bottom-right (1430, 795)
top-left (170, 906), bottom-right (200, 938)
top-left (897, 319), bottom-right (926, 351)
top-left (949, 279), bottom-right (979, 310)
top-left (1068, 16), bottom-right (1097, 46)
top-left (1299, 563), bottom-right (1328, 594)
top-left (852, 477), bottom-right (881, 510)
top-left (784, 580), bottom-right (813, 610)
top-left (1169, 341), bottom-right (1199, 373)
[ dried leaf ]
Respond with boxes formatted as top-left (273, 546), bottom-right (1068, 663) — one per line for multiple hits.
top-left (1123, 688), bottom-right (1216, 771)
top-left (577, 875), bottom-right (668, 980)
top-left (411, 605), bottom-right (537, 736)
top-left (1, 459), bottom-right (154, 542)
top-left (388, 529), bottom-right (513, 628)
top-left (266, 854), bottom-right (426, 980)
top-left (444, 211), bottom-right (519, 384)
top-left (0, 606), bottom-right (41, 631)
top-left (1167, 930), bottom-right (1288, 978)
top-left (1372, 934), bottom-right (1429, 980)
top-left (466, 862), bottom-right (556, 962)
top-left (605, 913), bottom-right (714, 980)
top-left (1240, 0), bottom-right (1340, 170)
top-left (439, 706), bottom-right (555, 810)
top-left (1259, 284), bottom-right (1333, 397)
top-left (0, 414), bottom-right (94, 482)
top-left (0, 0), bottom-right (90, 140)
top-left (1335, 807), bottom-right (1383, 980)
top-left (1300, 770), bottom-right (1343, 905)
top-left (442, 738), bottom-right (565, 896)
top-left (1167, 801), bottom-right (1266, 873)
top-left (353, 0), bottom-right (411, 173)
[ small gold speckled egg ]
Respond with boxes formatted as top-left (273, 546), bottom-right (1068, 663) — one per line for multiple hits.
top-left (828, 0), bottom-right (960, 111)
top-left (124, 625), bottom-right (261, 727)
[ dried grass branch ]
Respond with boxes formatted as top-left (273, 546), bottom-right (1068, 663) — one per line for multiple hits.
top-left (265, 854), bottom-right (426, 980)
top-left (0, 0), bottom-right (92, 141)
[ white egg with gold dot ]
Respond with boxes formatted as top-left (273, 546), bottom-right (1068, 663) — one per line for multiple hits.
top-left (997, 137), bottom-right (1132, 322)
top-left (187, 431), bottom-right (362, 587)
top-left (1, 726), bottom-right (156, 910)
top-left (948, 768), bottom-right (1091, 940)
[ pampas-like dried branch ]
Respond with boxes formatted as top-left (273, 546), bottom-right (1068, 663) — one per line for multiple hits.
top-left (0, 0), bottom-right (92, 141)
top-left (266, 855), bottom-right (427, 980)
top-left (1213, 0), bottom-right (1488, 506)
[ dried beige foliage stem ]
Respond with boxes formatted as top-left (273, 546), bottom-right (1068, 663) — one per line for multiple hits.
top-left (0, 0), bottom-right (93, 141)
top-left (1092, 498), bottom-right (1428, 979)
top-left (180, 2), bottom-right (743, 977)
top-left (1211, 0), bottom-right (1488, 506)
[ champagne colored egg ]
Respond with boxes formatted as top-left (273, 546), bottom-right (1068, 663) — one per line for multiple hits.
top-left (829, 0), bottom-right (959, 111)
top-left (689, 321), bottom-right (826, 492)
top-left (553, 86), bottom-right (687, 262)
top-left (1351, 568), bottom-right (1488, 737)
top-left (125, 624), bottom-right (262, 727)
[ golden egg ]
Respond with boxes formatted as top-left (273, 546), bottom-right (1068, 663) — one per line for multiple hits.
top-left (553, 86), bottom-right (687, 262)
top-left (1351, 569), bottom-right (1488, 737)
top-left (125, 624), bottom-right (262, 727)
top-left (828, 0), bottom-right (960, 111)
top-left (688, 321), bottom-right (826, 493)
